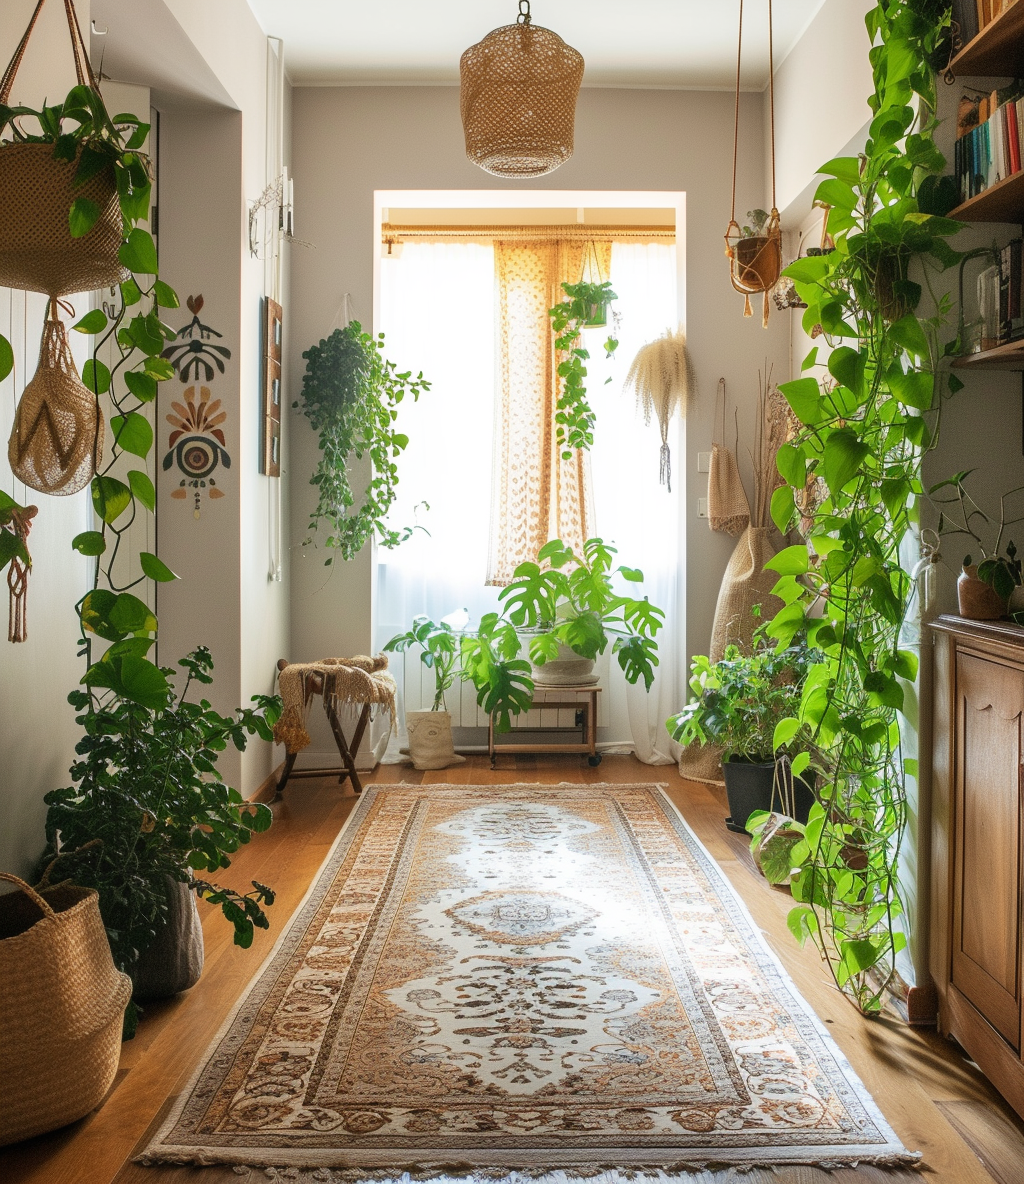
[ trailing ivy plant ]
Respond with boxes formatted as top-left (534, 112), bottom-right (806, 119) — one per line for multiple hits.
top-left (763, 0), bottom-right (961, 1013)
top-left (297, 321), bottom-right (430, 564)
top-left (548, 280), bottom-right (619, 459)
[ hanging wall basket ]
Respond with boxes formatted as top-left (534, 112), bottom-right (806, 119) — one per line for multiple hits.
top-left (723, 0), bottom-right (782, 328)
top-left (460, 0), bottom-right (584, 178)
top-left (8, 300), bottom-right (104, 496)
top-left (0, 0), bottom-right (129, 298)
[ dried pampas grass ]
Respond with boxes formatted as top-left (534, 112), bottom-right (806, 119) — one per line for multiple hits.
top-left (624, 328), bottom-right (695, 491)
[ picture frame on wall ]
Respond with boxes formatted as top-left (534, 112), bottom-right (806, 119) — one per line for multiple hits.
top-left (261, 297), bottom-right (283, 477)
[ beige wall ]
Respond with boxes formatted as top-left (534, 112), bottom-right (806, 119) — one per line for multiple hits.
top-left (771, 0), bottom-right (875, 224)
top-left (287, 84), bottom-right (791, 743)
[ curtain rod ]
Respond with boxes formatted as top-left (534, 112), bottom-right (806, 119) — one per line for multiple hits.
top-left (381, 223), bottom-right (676, 243)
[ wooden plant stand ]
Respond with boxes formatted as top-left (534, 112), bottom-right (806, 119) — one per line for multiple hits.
top-left (488, 683), bottom-right (602, 767)
top-left (274, 658), bottom-right (372, 798)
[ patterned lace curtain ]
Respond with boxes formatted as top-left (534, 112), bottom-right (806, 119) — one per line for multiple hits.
top-left (486, 239), bottom-right (612, 585)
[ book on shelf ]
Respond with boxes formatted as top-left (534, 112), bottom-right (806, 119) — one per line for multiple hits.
top-left (976, 0), bottom-right (1019, 32)
top-left (955, 81), bottom-right (1024, 203)
top-left (969, 241), bottom-right (1024, 355)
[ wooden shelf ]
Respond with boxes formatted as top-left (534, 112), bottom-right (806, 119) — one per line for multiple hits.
top-left (951, 168), bottom-right (1024, 223)
top-left (951, 1), bottom-right (1024, 77)
top-left (953, 338), bottom-right (1024, 370)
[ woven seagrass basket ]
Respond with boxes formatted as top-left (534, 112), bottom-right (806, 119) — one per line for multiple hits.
top-left (0, 873), bottom-right (131, 1147)
top-left (0, 143), bottom-right (127, 297)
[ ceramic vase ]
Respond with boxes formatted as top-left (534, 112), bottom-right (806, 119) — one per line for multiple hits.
top-left (406, 710), bottom-right (465, 771)
top-left (957, 564), bottom-right (1007, 620)
top-left (530, 642), bottom-right (598, 686)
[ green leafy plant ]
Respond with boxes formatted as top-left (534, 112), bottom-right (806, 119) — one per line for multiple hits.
top-left (297, 321), bottom-right (430, 563)
top-left (740, 208), bottom-right (771, 238)
top-left (930, 469), bottom-right (1024, 599)
top-left (0, 83), bottom-right (158, 383)
top-left (461, 538), bottom-right (664, 731)
top-left (384, 614), bottom-right (464, 711)
top-left (548, 281), bottom-right (619, 459)
top-left (39, 647), bottom-right (281, 1033)
top-left (668, 630), bottom-right (820, 766)
top-left (764, 0), bottom-right (962, 1012)
top-left (0, 490), bottom-right (33, 574)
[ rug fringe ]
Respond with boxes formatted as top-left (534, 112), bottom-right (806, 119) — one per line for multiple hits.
top-left (134, 1153), bottom-right (923, 1178)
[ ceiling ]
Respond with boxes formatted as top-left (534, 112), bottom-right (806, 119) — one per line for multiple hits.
top-left (244, 0), bottom-right (826, 90)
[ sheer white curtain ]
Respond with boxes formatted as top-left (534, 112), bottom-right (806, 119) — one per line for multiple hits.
top-left (377, 238), bottom-right (683, 763)
top-left (588, 241), bottom-right (683, 764)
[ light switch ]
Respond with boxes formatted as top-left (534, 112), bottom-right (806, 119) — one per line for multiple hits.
top-left (697, 497), bottom-right (708, 518)
top-left (697, 451), bottom-right (711, 473)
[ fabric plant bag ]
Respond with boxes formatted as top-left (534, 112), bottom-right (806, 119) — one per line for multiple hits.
top-left (0, 873), bottom-right (132, 1146)
top-left (709, 524), bottom-right (783, 662)
top-left (708, 378), bottom-right (750, 536)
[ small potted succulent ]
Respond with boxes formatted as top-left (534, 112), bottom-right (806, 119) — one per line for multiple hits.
top-left (668, 631), bottom-right (819, 834)
top-left (384, 611), bottom-right (468, 770)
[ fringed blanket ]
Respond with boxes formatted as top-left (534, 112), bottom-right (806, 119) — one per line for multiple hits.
top-left (273, 656), bottom-right (396, 754)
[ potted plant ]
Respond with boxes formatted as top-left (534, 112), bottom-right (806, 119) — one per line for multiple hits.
top-left (384, 612), bottom-right (468, 770)
top-left (929, 470), bottom-right (1024, 620)
top-left (668, 631), bottom-right (819, 834)
top-left (460, 538), bottom-right (664, 732)
top-left (734, 209), bottom-right (781, 291)
top-left (548, 282), bottom-right (619, 458)
top-left (37, 647), bottom-right (281, 1035)
top-left (296, 320), bottom-right (430, 564)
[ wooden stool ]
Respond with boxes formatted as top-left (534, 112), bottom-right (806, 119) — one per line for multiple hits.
top-left (488, 683), bottom-right (602, 766)
top-left (274, 658), bottom-right (373, 798)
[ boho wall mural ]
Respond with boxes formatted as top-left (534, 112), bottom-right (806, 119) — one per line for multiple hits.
top-left (162, 296), bottom-right (233, 519)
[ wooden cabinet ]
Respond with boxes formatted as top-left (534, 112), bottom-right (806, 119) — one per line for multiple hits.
top-left (932, 616), bottom-right (1024, 1117)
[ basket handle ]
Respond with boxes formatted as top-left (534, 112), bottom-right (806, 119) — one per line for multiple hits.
top-left (0, 872), bottom-right (57, 918)
top-left (0, 0), bottom-right (99, 106)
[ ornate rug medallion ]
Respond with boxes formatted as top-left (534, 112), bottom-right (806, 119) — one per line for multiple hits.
top-left (141, 784), bottom-right (917, 1173)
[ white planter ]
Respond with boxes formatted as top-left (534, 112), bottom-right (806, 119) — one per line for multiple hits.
top-left (530, 642), bottom-right (599, 686)
top-left (406, 709), bottom-right (466, 771)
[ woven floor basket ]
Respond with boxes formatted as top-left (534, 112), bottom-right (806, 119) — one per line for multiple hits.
top-left (460, 21), bottom-right (584, 177)
top-left (0, 143), bottom-right (128, 297)
top-left (0, 873), bottom-right (131, 1147)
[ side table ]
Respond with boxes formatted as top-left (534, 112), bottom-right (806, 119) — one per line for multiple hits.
top-left (488, 683), bottom-right (602, 766)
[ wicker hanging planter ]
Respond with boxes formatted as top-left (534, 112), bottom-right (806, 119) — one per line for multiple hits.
top-left (723, 0), bottom-right (782, 329)
top-left (8, 299), bottom-right (104, 496)
top-left (460, 0), bottom-right (584, 178)
top-left (0, 0), bottom-right (128, 298)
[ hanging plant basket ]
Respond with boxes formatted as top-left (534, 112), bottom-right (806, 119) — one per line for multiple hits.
top-left (0, 142), bottom-right (127, 297)
top-left (0, 0), bottom-right (130, 298)
top-left (732, 227), bottom-right (783, 292)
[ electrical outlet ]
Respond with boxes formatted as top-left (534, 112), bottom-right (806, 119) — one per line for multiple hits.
top-left (697, 451), bottom-right (711, 473)
top-left (697, 497), bottom-right (708, 518)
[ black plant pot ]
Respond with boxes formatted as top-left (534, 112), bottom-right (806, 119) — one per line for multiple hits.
top-left (721, 758), bottom-right (817, 835)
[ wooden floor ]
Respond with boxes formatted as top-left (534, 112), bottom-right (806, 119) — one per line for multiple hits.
top-left (4, 756), bottom-right (1024, 1184)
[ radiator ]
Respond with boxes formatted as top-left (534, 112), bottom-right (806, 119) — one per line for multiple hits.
top-left (392, 642), bottom-right (610, 731)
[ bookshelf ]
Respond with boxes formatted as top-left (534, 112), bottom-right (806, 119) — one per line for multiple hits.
top-left (950, 2), bottom-right (1024, 77)
top-left (952, 338), bottom-right (1024, 369)
top-left (950, 6), bottom-right (1024, 379)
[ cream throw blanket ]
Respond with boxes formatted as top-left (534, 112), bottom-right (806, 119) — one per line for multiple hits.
top-left (273, 656), bottom-right (396, 754)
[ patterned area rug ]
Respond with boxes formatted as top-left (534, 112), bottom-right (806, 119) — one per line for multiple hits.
top-left (141, 784), bottom-right (918, 1175)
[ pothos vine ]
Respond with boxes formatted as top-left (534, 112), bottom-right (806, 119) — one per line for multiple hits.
top-left (298, 321), bottom-right (430, 564)
top-left (548, 280), bottom-right (618, 459)
top-left (765, 0), bottom-right (960, 1013)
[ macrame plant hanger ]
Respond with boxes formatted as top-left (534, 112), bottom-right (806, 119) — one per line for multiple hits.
top-left (724, 0), bottom-right (782, 329)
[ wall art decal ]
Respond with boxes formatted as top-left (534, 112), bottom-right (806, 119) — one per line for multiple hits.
top-left (162, 294), bottom-right (232, 383)
top-left (163, 387), bottom-right (231, 519)
top-left (260, 297), bottom-right (282, 477)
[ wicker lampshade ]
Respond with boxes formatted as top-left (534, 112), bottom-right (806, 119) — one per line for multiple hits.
top-left (460, 6), bottom-right (584, 179)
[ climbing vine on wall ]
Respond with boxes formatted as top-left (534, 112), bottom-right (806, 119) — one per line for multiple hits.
top-left (766, 0), bottom-right (960, 1012)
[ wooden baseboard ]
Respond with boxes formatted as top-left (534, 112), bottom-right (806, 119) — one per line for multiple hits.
top-left (249, 761), bottom-right (284, 804)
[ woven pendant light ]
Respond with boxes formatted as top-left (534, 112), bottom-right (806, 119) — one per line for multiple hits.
top-left (460, 0), bottom-right (584, 178)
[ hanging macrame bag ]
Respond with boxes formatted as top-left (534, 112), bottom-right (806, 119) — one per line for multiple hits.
top-left (8, 299), bottom-right (104, 495)
top-left (708, 378), bottom-right (750, 536)
top-left (722, 0), bottom-right (782, 328)
top-left (0, 0), bottom-right (128, 298)
top-left (0, 873), bottom-right (132, 1147)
